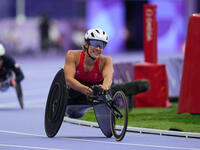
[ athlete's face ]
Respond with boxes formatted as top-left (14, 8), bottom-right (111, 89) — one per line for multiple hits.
top-left (86, 40), bottom-right (104, 59)
top-left (88, 45), bottom-right (103, 59)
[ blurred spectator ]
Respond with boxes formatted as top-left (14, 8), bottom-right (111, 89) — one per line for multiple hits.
top-left (71, 20), bottom-right (85, 49)
top-left (49, 21), bottom-right (62, 53)
top-left (3, 23), bottom-right (20, 53)
top-left (71, 28), bottom-right (85, 49)
top-left (39, 13), bottom-right (50, 52)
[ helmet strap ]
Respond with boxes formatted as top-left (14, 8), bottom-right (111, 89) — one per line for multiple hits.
top-left (86, 47), bottom-right (96, 61)
top-left (84, 42), bottom-right (96, 60)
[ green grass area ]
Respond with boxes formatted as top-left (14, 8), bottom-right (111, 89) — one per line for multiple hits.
top-left (81, 102), bottom-right (200, 133)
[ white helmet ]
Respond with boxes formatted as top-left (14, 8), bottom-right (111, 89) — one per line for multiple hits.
top-left (0, 44), bottom-right (5, 56)
top-left (84, 28), bottom-right (108, 44)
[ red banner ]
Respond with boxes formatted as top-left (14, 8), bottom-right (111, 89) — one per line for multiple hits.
top-left (134, 63), bottom-right (170, 108)
top-left (143, 4), bottom-right (158, 64)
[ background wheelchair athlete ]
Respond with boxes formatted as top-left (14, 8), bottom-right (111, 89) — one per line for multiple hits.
top-left (0, 43), bottom-right (25, 109)
top-left (44, 28), bottom-right (149, 139)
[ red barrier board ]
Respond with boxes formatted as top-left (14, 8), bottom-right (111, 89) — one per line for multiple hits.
top-left (178, 14), bottom-right (200, 114)
top-left (143, 4), bottom-right (158, 64)
top-left (134, 63), bottom-right (170, 107)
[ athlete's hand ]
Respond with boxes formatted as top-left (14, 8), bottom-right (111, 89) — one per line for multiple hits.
top-left (84, 86), bottom-right (93, 97)
top-left (99, 84), bottom-right (109, 91)
top-left (11, 79), bottom-right (16, 87)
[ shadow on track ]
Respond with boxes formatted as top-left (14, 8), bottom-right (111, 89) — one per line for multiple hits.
top-left (56, 136), bottom-right (108, 139)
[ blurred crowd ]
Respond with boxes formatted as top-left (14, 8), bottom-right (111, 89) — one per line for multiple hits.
top-left (0, 14), bottom-right (86, 56)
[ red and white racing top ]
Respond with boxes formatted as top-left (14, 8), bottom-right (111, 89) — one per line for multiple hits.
top-left (74, 51), bottom-right (103, 86)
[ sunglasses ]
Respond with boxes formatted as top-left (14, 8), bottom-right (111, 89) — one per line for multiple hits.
top-left (88, 40), bottom-right (106, 49)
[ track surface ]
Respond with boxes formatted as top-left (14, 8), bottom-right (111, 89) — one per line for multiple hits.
top-left (0, 54), bottom-right (200, 150)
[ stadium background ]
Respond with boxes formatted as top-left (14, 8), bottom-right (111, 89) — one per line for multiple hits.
top-left (0, 0), bottom-right (200, 99)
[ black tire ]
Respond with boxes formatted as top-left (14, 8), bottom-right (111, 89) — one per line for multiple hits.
top-left (110, 91), bottom-right (128, 141)
top-left (15, 83), bottom-right (24, 109)
top-left (45, 69), bottom-right (68, 137)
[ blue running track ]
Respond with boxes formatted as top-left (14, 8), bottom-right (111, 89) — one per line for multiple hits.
top-left (0, 54), bottom-right (200, 150)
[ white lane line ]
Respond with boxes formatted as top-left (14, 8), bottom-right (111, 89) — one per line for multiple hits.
top-left (0, 130), bottom-right (199, 150)
top-left (0, 130), bottom-right (44, 137)
top-left (63, 138), bottom-right (200, 150)
top-left (0, 144), bottom-right (66, 150)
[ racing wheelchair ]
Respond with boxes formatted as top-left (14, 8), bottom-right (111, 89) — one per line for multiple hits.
top-left (45, 69), bottom-right (149, 141)
top-left (44, 69), bottom-right (129, 141)
top-left (0, 72), bottom-right (24, 109)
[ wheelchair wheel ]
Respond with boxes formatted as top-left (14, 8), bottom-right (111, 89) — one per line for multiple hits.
top-left (45, 69), bottom-right (68, 137)
top-left (15, 83), bottom-right (24, 109)
top-left (110, 91), bottom-right (128, 141)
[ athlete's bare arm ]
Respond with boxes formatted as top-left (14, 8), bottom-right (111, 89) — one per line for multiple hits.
top-left (101, 56), bottom-right (114, 90)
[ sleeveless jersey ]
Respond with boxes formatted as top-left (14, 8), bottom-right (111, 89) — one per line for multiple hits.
top-left (74, 51), bottom-right (103, 86)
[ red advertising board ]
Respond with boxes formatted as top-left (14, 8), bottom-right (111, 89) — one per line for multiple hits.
top-left (143, 4), bottom-right (158, 64)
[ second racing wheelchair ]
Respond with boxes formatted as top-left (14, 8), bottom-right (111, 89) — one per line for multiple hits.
top-left (0, 72), bottom-right (24, 109)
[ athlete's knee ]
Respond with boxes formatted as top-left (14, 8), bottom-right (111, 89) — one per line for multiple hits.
top-left (0, 80), bottom-right (10, 91)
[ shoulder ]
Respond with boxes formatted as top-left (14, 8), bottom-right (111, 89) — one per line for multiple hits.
top-left (99, 55), bottom-right (113, 70)
top-left (66, 50), bottom-right (82, 57)
top-left (100, 55), bottom-right (113, 64)
top-left (65, 50), bottom-right (82, 63)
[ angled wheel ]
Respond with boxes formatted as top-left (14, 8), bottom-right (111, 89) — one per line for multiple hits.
top-left (45, 69), bottom-right (68, 137)
top-left (110, 91), bottom-right (128, 141)
top-left (15, 83), bottom-right (24, 109)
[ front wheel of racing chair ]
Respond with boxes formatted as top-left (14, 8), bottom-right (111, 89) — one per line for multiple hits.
top-left (9, 71), bottom-right (24, 109)
top-left (44, 68), bottom-right (68, 137)
top-left (15, 83), bottom-right (24, 109)
top-left (110, 91), bottom-right (128, 141)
